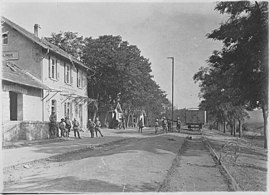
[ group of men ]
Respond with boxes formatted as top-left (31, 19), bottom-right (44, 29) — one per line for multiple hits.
top-left (49, 111), bottom-right (81, 139)
top-left (154, 116), bottom-right (182, 134)
top-left (87, 118), bottom-right (104, 138)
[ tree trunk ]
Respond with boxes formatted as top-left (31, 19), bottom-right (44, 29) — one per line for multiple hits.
top-left (127, 110), bottom-right (131, 128)
top-left (230, 121), bottom-right (233, 135)
top-left (262, 105), bottom-right (268, 149)
top-left (223, 121), bottom-right (226, 133)
top-left (238, 119), bottom-right (242, 138)
top-left (233, 119), bottom-right (237, 137)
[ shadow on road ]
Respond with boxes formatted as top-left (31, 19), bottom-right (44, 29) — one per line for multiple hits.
top-left (43, 135), bottom-right (189, 163)
top-left (4, 176), bottom-right (122, 193)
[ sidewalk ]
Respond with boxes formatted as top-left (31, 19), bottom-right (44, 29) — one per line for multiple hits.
top-left (202, 129), bottom-right (267, 191)
top-left (160, 134), bottom-right (231, 191)
top-left (2, 127), bottom-right (161, 169)
top-left (2, 129), bottom-right (128, 168)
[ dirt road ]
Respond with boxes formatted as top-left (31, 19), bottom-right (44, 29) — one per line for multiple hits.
top-left (4, 129), bottom-right (186, 193)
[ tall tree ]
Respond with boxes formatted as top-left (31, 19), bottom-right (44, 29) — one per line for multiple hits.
top-left (195, 1), bottom-right (268, 147)
top-left (46, 33), bottom-right (169, 123)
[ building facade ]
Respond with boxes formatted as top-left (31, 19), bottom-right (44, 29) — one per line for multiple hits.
top-left (2, 17), bottom-right (91, 136)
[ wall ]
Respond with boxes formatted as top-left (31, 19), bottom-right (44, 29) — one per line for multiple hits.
top-left (42, 55), bottom-right (88, 129)
top-left (2, 24), bottom-right (42, 79)
top-left (23, 94), bottom-right (42, 121)
top-left (2, 90), bottom-right (10, 122)
top-left (3, 121), bottom-right (50, 142)
top-left (21, 121), bottom-right (50, 141)
top-left (2, 81), bottom-right (43, 122)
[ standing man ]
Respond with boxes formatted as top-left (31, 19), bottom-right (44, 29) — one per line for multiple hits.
top-left (95, 118), bottom-right (103, 137)
top-left (154, 119), bottom-right (159, 134)
top-left (87, 118), bottom-right (95, 138)
top-left (138, 118), bottom-right (143, 133)
top-left (59, 118), bottom-right (66, 138)
top-left (168, 119), bottom-right (172, 132)
top-left (65, 117), bottom-right (71, 137)
top-left (162, 117), bottom-right (168, 133)
top-left (49, 111), bottom-right (57, 138)
top-left (72, 118), bottom-right (81, 139)
top-left (122, 116), bottom-right (126, 130)
top-left (177, 116), bottom-right (181, 133)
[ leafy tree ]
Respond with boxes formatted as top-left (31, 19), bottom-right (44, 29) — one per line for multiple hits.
top-left (45, 32), bottom-right (84, 59)
top-left (46, 33), bottom-right (169, 124)
top-left (194, 1), bottom-right (268, 147)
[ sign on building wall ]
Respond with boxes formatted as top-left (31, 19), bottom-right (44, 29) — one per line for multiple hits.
top-left (3, 51), bottom-right (19, 60)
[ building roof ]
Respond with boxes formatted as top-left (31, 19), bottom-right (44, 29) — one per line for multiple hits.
top-left (1, 16), bottom-right (92, 71)
top-left (2, 61), bottom-right (50, 90)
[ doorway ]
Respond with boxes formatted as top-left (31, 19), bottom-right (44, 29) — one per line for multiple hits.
top-left (9, 91), bottom-right (17, 120)
top-left (79, 104), bottom-right (83, 127)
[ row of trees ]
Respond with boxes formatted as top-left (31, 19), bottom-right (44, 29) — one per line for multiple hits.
top-left (46, 33), bottom-right (170, 125)
top-left (193, 2), bottom-right (268, 148)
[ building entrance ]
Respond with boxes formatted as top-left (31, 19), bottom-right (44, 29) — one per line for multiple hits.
top-left (9, 91), bottom-right (17, 120)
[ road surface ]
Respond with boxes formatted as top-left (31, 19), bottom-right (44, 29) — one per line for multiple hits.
top-left (4, 128), bottom-right (186, 193)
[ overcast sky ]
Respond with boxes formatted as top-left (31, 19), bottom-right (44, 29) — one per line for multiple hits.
top-left (1, 0), bottom-right (227, 109)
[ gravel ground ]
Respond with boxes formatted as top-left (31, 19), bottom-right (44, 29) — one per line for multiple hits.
top-left (203, 129), bottom-right (268, 191)
top-left (159, 135), bottom-right (230, 192)
top-left (3, 131), bottom-right (186, 193)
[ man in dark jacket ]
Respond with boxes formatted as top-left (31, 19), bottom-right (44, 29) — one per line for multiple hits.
top-left (59, 118), bottom-right (66, 138)
top-left (95, 118), bottom-right (103, 137)
top-left (49, 111), bottom-right (57, 138)
top-left (87, 118), bottom-right (95, 138)
top-left (65, 117), bottom-right (71, 137)
top-left (72, 118), bottom-right (81, 139)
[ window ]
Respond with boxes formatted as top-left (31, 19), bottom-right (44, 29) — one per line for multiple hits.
top-left (51, 99), bottom-right (57, 113)
top-left (49, 56), bottom-right (58, 80)
top-left (64, 102), bottom-right (70, 118)
top-left (64, 63), bottom-right (72, 84)
top-left (77, 69), bottom-right (82, 88)
top-left (2, 33), bottom-right (8, 45)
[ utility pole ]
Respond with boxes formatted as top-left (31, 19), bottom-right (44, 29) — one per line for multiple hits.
top-left (167, 57), bottom-right (174, 131)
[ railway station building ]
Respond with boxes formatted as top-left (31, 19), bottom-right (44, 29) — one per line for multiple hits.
top-left (1, 16), bottom-right (93, 141)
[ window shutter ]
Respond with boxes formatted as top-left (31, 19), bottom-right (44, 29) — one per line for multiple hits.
top-left (48, 56), bottom-right (51, 78)
top-left (77, 69), bottom-right (79, 87)
top-left (64, 63), bottom-right (66, 83)
top-left (56, 60), bottom-right (59, 80)
top-left (70, 67), bottom-right (73, 84)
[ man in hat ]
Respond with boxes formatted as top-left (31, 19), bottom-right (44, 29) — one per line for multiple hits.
top-left (87, 118), bottom-right (95, 138)
top-left (162, 117), bottom-right (168, 133)
top-left (59, 118), bottom-right (66, 138)
top-left (65, 117), bottom-right (71, 137)
top-left (177, 116), bottom-right (181, 133)
top-left (72, 118), bottom-right (81, 139)
top-left (138, 118), bottom-right (144, 133)
top-left (49, 111), bottom-right (57, 138)
top-left (95, 118), bottom-right (103, 137)
top-left (154, 118), bottom-right (159, 134)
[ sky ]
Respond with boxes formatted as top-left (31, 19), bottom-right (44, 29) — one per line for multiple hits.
top-left (1, 0), bottom-right (227, 109)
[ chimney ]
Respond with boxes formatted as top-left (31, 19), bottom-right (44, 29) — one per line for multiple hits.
top-left (34, 24), bottom-right (40, 37)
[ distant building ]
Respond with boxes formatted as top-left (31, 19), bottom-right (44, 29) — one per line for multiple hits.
top-left (1, 17), bottom-right (93, 141)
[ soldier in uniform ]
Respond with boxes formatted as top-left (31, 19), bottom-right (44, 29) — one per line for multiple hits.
top-left (87, 118), bottom-right (95, 138)
top-left (177, 116), bottom-right (181, 133)
top-left (65, 117), bottom-right (71, 137)
top-left (59, 118), bottom-right (66, 137)
top-left (49, 111), bottom-right (57, 138)
top-left (95, 118), bottom-right (103, 137)
top-left (162, 117), bottom-right (168, 133)
top-left (138, 118), bottom-right (143, 133)
top-left (72, 118), bottom-right (81, 139)
top-left (154, 119), bottom-right (159, 134)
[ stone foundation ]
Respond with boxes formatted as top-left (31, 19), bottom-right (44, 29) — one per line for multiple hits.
top-left (3, 121), bottom-right (50, 142)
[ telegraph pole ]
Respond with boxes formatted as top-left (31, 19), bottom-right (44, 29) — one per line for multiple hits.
top-left (167, 57), bottom-right (174, 131)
